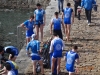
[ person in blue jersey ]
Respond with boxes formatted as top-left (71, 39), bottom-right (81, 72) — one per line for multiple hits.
top-left (0, 46), bottom-right (19, 62)
top-left (3, 62), bottom-right (16, 75)
top-left (64, 45), bottom-right (79, 75)
top-left (20, 15), bottom-right (35, 44)
top-left (0, 56), bottom-right (18, 75)
top-left (26, 34), bottom-right (45, 75)
top-left (34, 3), bottom-right (46, 43)
top-left (62, 3), bottom-right (74, 41)
top-left (50, 12), bottom-right (65, 40)
top-left (49, 32), bottom-right (65, 75)
top-left (81, 0), bottom-right (96, 25)
top-left (4, 46), bottom-right (19, 62)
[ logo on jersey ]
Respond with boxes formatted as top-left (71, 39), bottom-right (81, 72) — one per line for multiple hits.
top-left (67, 58), bottom-right (73, 64)
top-left (55, 44), bottom-right (62, 50)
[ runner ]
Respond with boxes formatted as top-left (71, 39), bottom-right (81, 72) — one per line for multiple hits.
top-left (49, 32), bottom-right (65, 75)
top-left (64, 45), bottom-right (79, 75)
top-left (26, 34), bottom-right (45, 75)
top-left (34, 3), bottom-right (46, 43)
top-left (20, 15), bottom-right (35, 44)
top-left (62, 3), bottom-right (74, 41)
top-left (50, 12), bottom-right (65, 39)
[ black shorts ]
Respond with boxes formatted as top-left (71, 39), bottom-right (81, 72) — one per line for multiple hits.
top-left (53, 30), bottom-right (63, 39)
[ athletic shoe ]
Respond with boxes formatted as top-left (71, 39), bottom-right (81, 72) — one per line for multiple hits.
top-left (88, 23), bottom-right (90, 26)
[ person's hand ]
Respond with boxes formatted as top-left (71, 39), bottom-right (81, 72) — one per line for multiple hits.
top-left (26, 28), bottom-right (29, 30)
top-left (50, 30), bottom-right (52, 35)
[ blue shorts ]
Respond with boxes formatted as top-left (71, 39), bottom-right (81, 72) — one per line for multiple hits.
top-left (26, 32), bottom-right (34, 38)
top-left (35, 20), bottom-right (44, 27)
top-left (64, 19), bottom-right (71, 24)
top-left (52, 52), bottom-right (62, 58)
top-left (14, 69), bottom-right (18, 75)
top-left (31, 55), bottom-right (41, 60)
top-left (66, 66), bottom-right (75, 72)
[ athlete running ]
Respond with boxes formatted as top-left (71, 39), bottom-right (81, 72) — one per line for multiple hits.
top-left (64, 45), bottom-right (79, 75)
top-left (62, 3), bottom-right (74, 41)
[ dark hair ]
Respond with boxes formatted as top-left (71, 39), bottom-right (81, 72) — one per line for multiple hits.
top-left (6, 48), bottom-right (12, 53)
top-left (4, 62), bottom-right (12, 71)
top-left (30, 15), bottom-right (34, 19)
top-left (36, 3), bottom-right (41, 6)
top-left (54, 12), bottom-right (59, 15)
top-left (73, 45), bottom-right (78, 50)
top-left (0, 46), bottom-right (4, 53)
top-left (67, 3), bottom-right (71, 6)
top-left (53, 32), bottom-right (58, 36)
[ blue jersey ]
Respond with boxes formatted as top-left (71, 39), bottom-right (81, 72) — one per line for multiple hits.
top-left (65, 50), bottom-right (79, 71)
top-left (50, 37), bottom-right (64, 58)
top-left (4, 46), bottom-right (19, 56)
top-left (26, 40), bottom-right (40, 54)
top-left (64, 8), bottom-right (73, 20)
top-left (51, 18), bottom-right (62, 30)
top-left (24, 20), bottom-right (34, 37)
top-left (6, 60), bottom-right (18, 75)
top-left (34, 9), bottom-right (45, 21)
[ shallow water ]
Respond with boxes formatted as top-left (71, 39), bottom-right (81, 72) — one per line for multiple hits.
top-left (0, 9), bottom-right (34, 48)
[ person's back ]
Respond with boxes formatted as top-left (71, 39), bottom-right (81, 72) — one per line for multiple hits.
top-left (81, 0), bottom-right (96, 10)
top-left (64, 46), bottom-right (79, 75)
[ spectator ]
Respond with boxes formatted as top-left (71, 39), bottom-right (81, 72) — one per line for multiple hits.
top-left (62, 3), bottom-right (74, 41)
top-left (50, 12), bottom-right (65, 39)
top-left (26, 34), bottom-right (45, 75)
top-left (20, 15), bottom-right (35, 44)
top-left (34, 3), bottom-right (46, 43)
top-left (49, 32), bottom-right (65, 75)
top-left (64, 45), bottom-right (79, 75)
top-left (73, 0), bottom-right (81, 17)
top-left (81, 0), bottom-right (96, 25)
top-left (57, 0), bottom-right (64, 13)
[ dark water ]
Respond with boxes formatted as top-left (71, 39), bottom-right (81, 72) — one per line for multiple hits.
top-left (0, 9), bottom-right (34, 48)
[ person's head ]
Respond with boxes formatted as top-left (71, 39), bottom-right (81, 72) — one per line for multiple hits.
top-left (54, 12), bottom-right (59, 18)
top-left (67, 3), bottom-right (71, 7)
top-left (0, 46), bottom-right (4, 54)
top-left (72, 45), bottom-right (78, 51)
top-left (31, 34), bottom-right (37, 40)
top-left (36, 3), bottom-right (41, 9)
top-left (29, 15), bottom-right (34, 22)
top-left (53, 32), bottom-right (58, 37)
top-left (4, 62), bottom-right (12, 71)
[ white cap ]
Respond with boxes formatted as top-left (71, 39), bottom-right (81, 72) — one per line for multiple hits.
top-left (31, 34), bottom-right (36, 40)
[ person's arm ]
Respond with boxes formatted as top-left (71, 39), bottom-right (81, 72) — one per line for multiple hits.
top-left (71, 9), bottom-right (74, 24)
top-left (34, 10), bottom-right (36, 21)
top-left (62, 12), bottom-right (64, 19)
top-left (37, 41), bottom-right (40, 54)
top-left (50, 19), bottom-right (53, 35)
top-left (92, 0), bottom-right (96, 5)
top-left (61, 19), bottom-right (65, 34)
top-left (81, 0), bottom-right (84, 7)
top-left (43, 10), bottom-right (46, 26)
top-left (75, 54), bottom-right (79, 65)
top-left (0, 67), bottom-right (6, 75)
top-left (49, 40), bottom-right (54, 53)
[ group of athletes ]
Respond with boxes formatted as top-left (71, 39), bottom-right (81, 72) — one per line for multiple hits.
top-left (0, 2), bottom-right (80, 75)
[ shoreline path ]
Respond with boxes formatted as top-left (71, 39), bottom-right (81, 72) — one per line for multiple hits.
top-left (16, 0), bottom-right (100, 75)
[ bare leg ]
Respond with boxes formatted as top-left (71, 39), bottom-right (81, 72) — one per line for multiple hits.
top-left (69, 72), bottom-right (74, 75)
top-left (57, 58), bottom-right (61, 74)
top-left (67, 25), bottom-right (71, 41)
top-left (33, 61), bottom-right (36, 75)
top-left (40, 25), bottom-right (44, 42)
top-left (65, 24), bottom-right (68, 40)
top-left (38, 60), bottom-right (44, 74)
top-left (26, 37), bottom-right (31, 45)
top-left (51, 57), bottom-right (56, 74)
top-left (35, 25), bottom-right (39, 40)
